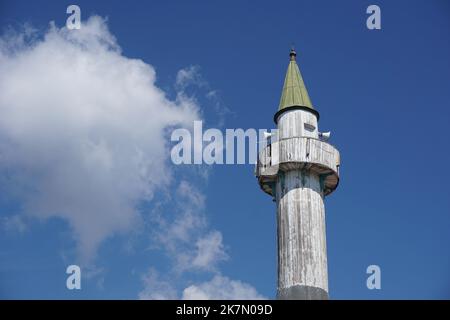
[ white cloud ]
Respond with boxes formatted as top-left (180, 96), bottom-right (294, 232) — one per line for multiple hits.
top-left (139, 268), bottom-right (178, 300)
top-left (1, 215), bottom-right (27, 233)
top-left (182, 275), bottom-right (266, 300)
top-left (152, 180), bottom-right (227, 273)
top-left (0, 17), bottom-right (266, 300)
top-left (140, 180), bottom-right (262, 300)
top-left (139, 272), bottom-right (266, 300)
top-left (0, 16), bottom-right (200, 262)
top-left (192, 231), bottom-right (228, 271)
top-left (175, 65), bottom-right (206, 90)
top-left (175, 65), bottom-right (230, 128)
top-left (154, 181), bottom-right (206, 249)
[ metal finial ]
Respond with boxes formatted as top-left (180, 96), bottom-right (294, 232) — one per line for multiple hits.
top-left (289, 46), bottom-right (297, 61)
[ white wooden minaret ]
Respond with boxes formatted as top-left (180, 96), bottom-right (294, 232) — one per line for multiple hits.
top-left (256, 49), bottom-right (340, 299)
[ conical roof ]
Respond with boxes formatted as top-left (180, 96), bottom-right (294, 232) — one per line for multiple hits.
top-left (274, 49), bottom-right (319, 123)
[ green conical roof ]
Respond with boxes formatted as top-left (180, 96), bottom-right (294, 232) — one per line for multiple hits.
top-left (277, 49), bottom-right (315, 113)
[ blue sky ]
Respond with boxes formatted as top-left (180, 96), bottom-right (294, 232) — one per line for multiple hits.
top-left (0, 0), bottom-right (449, 299)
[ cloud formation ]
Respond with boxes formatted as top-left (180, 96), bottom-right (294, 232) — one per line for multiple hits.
top-left (140, 180), bottom-right (263, 300)
top-left (192, 231), bottom-right (227, 271)
top-left (182, 275), bottom-right (266, 300)
top-left (0, 16), bottom-right (264, 299)
top-left (152, 180), bottom-right (227, 273)
top-left (0, 16), bottom-right (200, 261)
top-left (138, 268), bottom-right (178, 300)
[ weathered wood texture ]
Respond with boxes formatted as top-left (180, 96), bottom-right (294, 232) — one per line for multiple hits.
top-left (256, 136), bottom-right (340, 196)
top-left (276, 170), bottom-right (328, 294)
top-left (256, 109), bottom-right (340, 299)
top-left (277, 109), bottom-right (319, 139)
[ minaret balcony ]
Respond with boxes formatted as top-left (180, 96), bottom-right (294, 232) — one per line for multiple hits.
top-left (256, 136), bottom-right (340, 196)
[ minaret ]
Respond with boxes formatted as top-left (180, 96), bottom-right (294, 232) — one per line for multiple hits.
top-left (256, 49), bottom-right (340, 300)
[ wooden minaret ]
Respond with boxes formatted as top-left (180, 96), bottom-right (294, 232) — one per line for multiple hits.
top-left (256, 49), bottom-right (340, 299)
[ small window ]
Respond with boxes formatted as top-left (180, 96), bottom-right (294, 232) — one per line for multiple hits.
top-left (304, 123), bottom-right (315, 132)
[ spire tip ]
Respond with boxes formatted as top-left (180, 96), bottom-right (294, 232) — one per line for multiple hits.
top-left (289, 47), bottom-right (297, 61)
